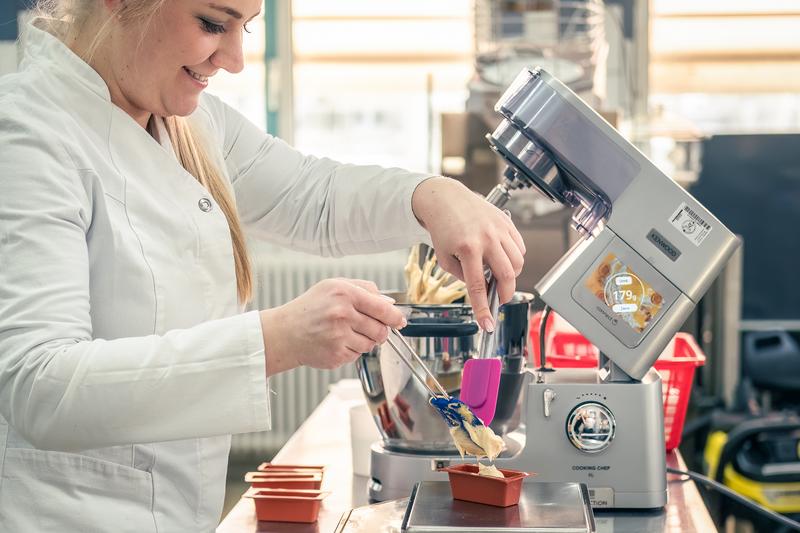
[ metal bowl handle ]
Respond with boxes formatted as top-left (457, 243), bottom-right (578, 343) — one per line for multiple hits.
top-left (398, 321), bottom-right (479, 338)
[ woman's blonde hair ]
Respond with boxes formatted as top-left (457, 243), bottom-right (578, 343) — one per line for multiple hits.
top-left (37, 0), bottom-right (253, 305)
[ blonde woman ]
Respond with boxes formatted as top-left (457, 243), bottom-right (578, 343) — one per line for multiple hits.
top-left (0, 0), bottom-right (525, 530)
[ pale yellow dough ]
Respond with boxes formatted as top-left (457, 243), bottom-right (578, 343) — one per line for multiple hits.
top-left (478, 463), bottom-right (505, 478)
top-left (448, 403), bottom-right (505, 461)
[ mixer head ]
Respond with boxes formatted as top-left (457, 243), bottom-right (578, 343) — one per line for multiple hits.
top-left (485, 67), bottom-right (611, 237)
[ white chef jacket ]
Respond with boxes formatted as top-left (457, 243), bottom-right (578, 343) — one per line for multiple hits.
top-left (0, 19), bottom-right (432, 532)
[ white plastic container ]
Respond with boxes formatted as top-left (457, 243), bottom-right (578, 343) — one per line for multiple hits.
top-left (349, 403), bottom-right (380, 477)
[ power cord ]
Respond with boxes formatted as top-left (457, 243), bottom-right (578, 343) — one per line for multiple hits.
top-left (667, 467), bottom-right (800, 531)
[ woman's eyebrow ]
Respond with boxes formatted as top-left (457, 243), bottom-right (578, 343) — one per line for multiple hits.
top-left (208, 3), bottom-right (243, 19)
top-left (208, 3), bottom-right (262, 21)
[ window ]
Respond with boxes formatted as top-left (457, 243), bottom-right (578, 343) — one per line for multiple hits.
top-left (290, 0), bottom-right (473, 171)
top-left (207, 2), bottom-right (477, 171)
top-left (207, 2), bottom-right (267, 131)
top-left (650, 0), bottom-right (800, 133)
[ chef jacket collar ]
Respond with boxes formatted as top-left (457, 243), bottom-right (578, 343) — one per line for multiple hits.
top-left (150, 115), bottom-right (179, 159)
top-left (23, 18), bottom-right (112, 102)
top-left (24, 18), bottom-right (183, 161)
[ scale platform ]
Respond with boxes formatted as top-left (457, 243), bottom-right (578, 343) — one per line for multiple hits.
top-left (401, 481), bottom-right (596, 532)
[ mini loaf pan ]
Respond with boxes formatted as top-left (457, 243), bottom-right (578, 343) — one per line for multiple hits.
top-left (244, 487), bottom-right (330, 523)
top-left (244, 471), bottom-right (323, 490)
top-left (257, 462), bottom-right (326, 474)
top-left (439, 463), bottom-right (532, 507)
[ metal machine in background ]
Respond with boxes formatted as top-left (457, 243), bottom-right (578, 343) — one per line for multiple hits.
top-left (698, 331), bottom-right (800, 530)
top-left (681, 134), bottom-right (800, 530)
top-left (442, 0), bottom-right (624, 294)
top-left (359, 68), bottom-right (740, 508)
top-left (445, 0), bottom-right (610, 197)
top-left (470, 0), bottom-right (609, 127)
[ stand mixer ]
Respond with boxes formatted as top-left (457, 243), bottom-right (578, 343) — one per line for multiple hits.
top-left (359, 68), bottom-right (740, 508)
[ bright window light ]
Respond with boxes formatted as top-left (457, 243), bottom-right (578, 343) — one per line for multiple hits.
top-left (291, 1), bottom-right (473, 171)
top-left (650, 0), bottom-right (800, 133)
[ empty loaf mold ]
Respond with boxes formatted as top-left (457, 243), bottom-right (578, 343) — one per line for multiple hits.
top-left (244, 471), bottom-right (323, 490)
top-left (244, 487), bottom-right (330, 523)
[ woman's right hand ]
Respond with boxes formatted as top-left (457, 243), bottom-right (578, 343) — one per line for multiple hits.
top-left (259, 279), bottom-right (407, 376)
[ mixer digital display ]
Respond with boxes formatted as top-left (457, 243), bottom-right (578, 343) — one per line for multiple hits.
top-left (584, 253), bottom-right (664, 333)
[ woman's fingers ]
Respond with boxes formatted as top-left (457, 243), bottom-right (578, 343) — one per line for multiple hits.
top-left (458, 244), bottom-right (493, 332)
top-left (484, 241), bottom-right (518, 306)
top-left (351, 310), bottom-right (391, 345)
top-left (452, 233), bottom-right (520, 332)
top-left (348, 281), bottom-right (406, 329)
top-left (501, 234), bottom-right (525, 277)
top-left (345, 330), bottom-right (382, 357)
top-left (507, 221), bottom-right (526, 257)
top-left (501, 208), bottom-right (526, 257)
top-left (437, 252), bottom-right (465, 282)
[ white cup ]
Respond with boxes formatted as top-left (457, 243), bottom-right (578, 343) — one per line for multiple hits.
top-left (349, 403), bottom-right (380, 477)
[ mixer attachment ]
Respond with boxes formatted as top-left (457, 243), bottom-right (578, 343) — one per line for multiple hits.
top-left (385, 328), bottom-right (502, 458)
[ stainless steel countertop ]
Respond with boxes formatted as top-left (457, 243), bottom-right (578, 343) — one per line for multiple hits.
top-left (217, 388), bottom-right (717, 533)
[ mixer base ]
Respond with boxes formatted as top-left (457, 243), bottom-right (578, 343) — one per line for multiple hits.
top-left (368, 436), bottom-right (524, 502)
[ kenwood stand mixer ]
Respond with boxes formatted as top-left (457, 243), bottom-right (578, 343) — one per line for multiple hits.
top-left (359, 68), bottom-right (740, 508)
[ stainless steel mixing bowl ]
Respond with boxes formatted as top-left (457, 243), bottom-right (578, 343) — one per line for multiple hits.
top-left (356, 293), bottom-right (533, 454)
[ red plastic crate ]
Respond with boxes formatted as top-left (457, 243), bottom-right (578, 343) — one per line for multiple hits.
top-left (529, 312), bottom-right (705, 451)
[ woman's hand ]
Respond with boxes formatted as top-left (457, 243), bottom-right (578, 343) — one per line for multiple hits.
top-left (412, 177), bottom-right (526, 332)
top-left (259, 279), bottom-right (406, 376)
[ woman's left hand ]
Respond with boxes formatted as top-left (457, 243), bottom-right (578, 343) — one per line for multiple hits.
top-left (411, 177), bottom-right (526, 332)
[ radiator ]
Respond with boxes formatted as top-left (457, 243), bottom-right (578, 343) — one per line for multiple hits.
top-left (230, 243), bottom-right (408, 457)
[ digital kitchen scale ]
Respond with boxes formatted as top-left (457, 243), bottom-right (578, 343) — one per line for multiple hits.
top-left (401, 481), bottom-right (595, 532)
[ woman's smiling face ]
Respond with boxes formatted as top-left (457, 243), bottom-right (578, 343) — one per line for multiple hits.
top-left (99, 0), bottom-right (261, 126)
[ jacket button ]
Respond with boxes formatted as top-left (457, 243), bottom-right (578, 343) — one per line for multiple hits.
top-left (198, 198), bottom-right (213, 212)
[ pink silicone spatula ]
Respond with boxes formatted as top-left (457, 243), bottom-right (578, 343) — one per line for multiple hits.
top-left (460, 275), bottom-right (502, 425)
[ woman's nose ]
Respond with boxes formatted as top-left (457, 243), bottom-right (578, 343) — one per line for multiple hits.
top-left (211, 31), bottom-right (244, 74)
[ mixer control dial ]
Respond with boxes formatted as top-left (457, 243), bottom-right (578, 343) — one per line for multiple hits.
top-left (566, 402), bottom-right (615, 453)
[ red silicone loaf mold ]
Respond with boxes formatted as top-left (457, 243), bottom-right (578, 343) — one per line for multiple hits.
top-left (244, 471), bottom-right (323, 490)
top-left (439, 463), bottom-right (532, 507)
top-left (257, 462), bottom-right (326, 474)
top-left (244, 487), bottom-right (330, 523)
